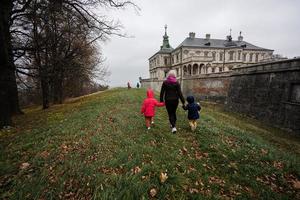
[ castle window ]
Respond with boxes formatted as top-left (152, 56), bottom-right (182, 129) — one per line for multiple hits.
top-left (212, 52), bottom-right (216, 61)
top-left (249, 53), bottom-right (253, 62)
top-left (219, 52), bottom-right (223, 61)
top-left (243, 53), bottom-right (247, 61)
top-left (238, 51), bottom-right (241, 60)
top-left (229, 51), bottom-right (234, 61)
top-left (255, 53), bottom-right (259, 62)
top-left (219, 67), bottom-right (223, 72)
top-left (204, 51), bottom-right (208, 57)
top-left (164, 57), bottom-right (168, 65)
top-left (176, 54), bottom-right (179, 62)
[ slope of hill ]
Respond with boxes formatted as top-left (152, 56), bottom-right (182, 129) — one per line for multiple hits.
top-left (0, 88), bottom-right (299, 199)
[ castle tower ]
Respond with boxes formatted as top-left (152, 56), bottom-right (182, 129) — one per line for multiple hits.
top-left (160, 25), bottom-right (172, 50)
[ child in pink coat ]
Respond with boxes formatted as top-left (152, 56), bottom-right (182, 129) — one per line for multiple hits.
top-left (141, 89), bottom-right (165, 130)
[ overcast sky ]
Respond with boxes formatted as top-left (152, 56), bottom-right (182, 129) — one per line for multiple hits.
top-left (99, 0), bottom-right (300, 87)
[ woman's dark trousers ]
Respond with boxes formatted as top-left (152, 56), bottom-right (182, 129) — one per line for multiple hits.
top-left (165, 99), bottom-right (179, 128)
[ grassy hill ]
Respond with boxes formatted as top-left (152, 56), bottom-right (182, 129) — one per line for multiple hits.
top-left (0, 88), bottom-right (299, 199)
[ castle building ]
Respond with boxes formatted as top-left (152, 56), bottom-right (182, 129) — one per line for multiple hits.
top-left (149, 26), bottom-right (274, 80)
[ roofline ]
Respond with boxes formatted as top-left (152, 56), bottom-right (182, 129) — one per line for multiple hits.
top-left (171, 37), bottom-right (274, 51)
top-left (148, 51), bottom-right (172, 60)
top-left (173, 45), bottom-right (273, 52)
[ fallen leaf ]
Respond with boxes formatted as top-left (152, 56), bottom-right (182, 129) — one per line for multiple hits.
top-left (181, 147), bottom-right (188, 154)
top-left (189, 188), bottom-right (199, 194)
top-left (131, 166), bottom-right (141, 174)
top-left (40, 151), bottom-right (50, 159)
top-left (20, 162), bottom-right (30, 170)
top-left (159, 172), bottom-right (168, 183)
top-left (273, 161), bottom-right (284, 170)
top-left (261, 148), bottom-right (268, 155)
top-left (149, 188), bottom-right (157, 197)
top-left (292, 180), bottom-right (300, 189)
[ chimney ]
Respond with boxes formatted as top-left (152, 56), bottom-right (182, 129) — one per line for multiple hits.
top-left (205, 34), bottom-right (211, 40)
top-left (238, 31), bottom-right (243, 41)
top-left (189, 32), bottom-right (195, 39)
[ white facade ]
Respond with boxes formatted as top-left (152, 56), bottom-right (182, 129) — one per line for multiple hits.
top-left (149, 31), bottom-right (274, 80)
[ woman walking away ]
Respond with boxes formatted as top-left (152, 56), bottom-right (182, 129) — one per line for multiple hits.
top-left (141, 88), bottom-right (165, 130)
top-left (160, 70), bottom-right (185, 134)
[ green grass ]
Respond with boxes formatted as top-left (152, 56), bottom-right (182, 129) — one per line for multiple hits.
top-left (0, 88), bottom-right (299, 199)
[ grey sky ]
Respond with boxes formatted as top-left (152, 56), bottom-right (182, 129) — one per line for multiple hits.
top-left (100, 0), bottom-right (300, 87)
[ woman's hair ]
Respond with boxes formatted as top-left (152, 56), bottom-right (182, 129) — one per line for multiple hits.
top-left (167, 70), bottom-right (176, 77)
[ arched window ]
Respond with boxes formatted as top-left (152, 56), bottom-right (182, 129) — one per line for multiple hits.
top-left (193, 64), bottom-right (198, 75)
top-left (188, 64), bottom-right (192, 75)
top-left (200, 64), bottom-right (205, 74)
top-left (183, 65), bottom-right (187, 75)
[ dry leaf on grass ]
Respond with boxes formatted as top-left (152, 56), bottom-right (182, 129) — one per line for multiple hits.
top-left (292, 180), bottom-right (300, 189)
top-left (159, 172), bottom-right (168, 183)
top-left (189, 188), bottom-right (199, 194)
top-left (131, 166), bottom-right (141, 174)
top-left (273, 161), bottom-right (284, 170)
top-left (20, 162), bottom-right (30, 170)
top-left (261, 148), bottom-right (268, 155)
top-left (149, 188), bottom-right (157, 197)
top-left (39, 151), bottom-right (50, 159)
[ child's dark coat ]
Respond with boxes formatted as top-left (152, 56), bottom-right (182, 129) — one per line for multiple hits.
top-left (183, 96), bottom-right (201, 120)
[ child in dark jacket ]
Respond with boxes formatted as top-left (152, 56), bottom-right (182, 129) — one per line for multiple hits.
top-left (141, 89), bottom-right (165, 130)
top-left (182, 96), bottom-right (201, 131)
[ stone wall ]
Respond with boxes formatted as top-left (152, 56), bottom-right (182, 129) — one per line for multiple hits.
top-left (141, 73), bottom-right (232, 103)
top-left (182, 72), bottom-right (232, 103)
top-left (226, 58), bottom-right (300, 133)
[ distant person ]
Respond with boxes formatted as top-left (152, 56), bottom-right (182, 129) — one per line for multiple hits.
top-left (136, 82), bottom-right (140, 88)
top-left (141, 88), bottom-right (165, 130)
top-left (182, 96), bottom-right (201, 132)
top-left (160, 70), bottom-right (185, 134)
top-left (127, 82), bottom-right (131, 89)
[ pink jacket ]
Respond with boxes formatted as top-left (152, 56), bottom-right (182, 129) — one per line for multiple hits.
top-left (141, 89), bottom-right (165, 117)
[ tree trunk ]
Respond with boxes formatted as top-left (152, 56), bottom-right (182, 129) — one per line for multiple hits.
top-left (0, 0), bottom-right (23, 129)
top-left (41, 77), bottom-right (50, 109)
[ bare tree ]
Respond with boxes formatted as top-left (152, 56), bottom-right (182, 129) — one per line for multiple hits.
top-left (0, 0), bottom-right (137, 129)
